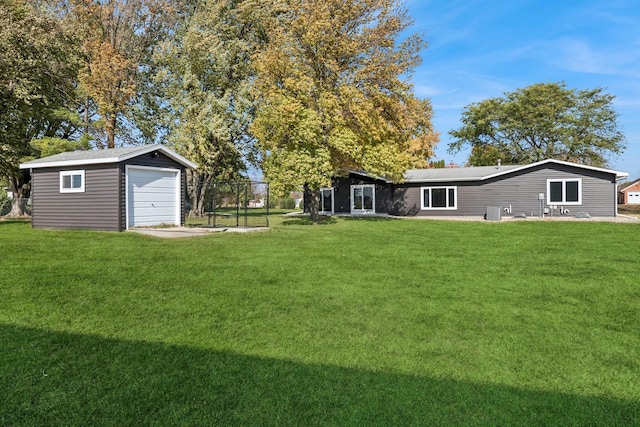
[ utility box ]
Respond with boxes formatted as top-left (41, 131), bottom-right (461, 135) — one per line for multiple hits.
top-left (486, 206), bottom-right (502, 221)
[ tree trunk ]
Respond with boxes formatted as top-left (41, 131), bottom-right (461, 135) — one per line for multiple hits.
top-left (193, 178), bottom-right (210, 217)
top-left (7, 197), bottom-right (29, 217)
top-left (84, 96), bottom-right (90, 135)
top-left (6, 173), bottom-right (30, 217)
top-left (186, 170), bottom-right (212, 217)
top-left (104, 112), bottom-right (118, 148)
top-left (307, 188), bottom-right (320, 222)
top-left (186, 170), bottom-right (201, 217)
top-left (106, 112), bottom-right (116, 149)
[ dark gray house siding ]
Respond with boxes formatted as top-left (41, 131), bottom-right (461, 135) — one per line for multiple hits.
top-left (393, 164), bottom-right (618, 217)
top-left (306, 161), bottom-right (625, 218)
top-left (331, 174), bottom-right (391, 214)
top-left (32, 165), bottom-right (121, 231)
top-left (304, 173), bottom-right (392, 214)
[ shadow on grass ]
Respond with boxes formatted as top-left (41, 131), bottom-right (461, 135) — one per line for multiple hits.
top-left (1, 324), bottom-right (638, 426)
top-left (282, 216), bottom-right (338, 226)
top-left (341, 215), bottom-right (395, 222)
top-left (0, 218), bottom-right (31, 225)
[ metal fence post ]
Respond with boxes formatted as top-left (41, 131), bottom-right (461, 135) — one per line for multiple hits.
top-left (213, 183), bottom-right (217, 227)
top-left (266, 183), bottom-right (269, 228)
top-left (236, 182), bottom-right (240, 227)
top-left (244, 182), bottom-right (248, 228)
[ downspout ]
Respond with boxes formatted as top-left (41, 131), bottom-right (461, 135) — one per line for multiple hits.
top-left (29, 168), bottom-right (33, 227)
top-left (614, 174), bottom-right (628, 217)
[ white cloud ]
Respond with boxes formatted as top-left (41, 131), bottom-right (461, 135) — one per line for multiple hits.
top-left (550, 38), bottom-right (639, 76)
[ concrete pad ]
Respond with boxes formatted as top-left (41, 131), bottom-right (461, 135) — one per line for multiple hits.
top-left (129, 226), bottom-right (268, 238)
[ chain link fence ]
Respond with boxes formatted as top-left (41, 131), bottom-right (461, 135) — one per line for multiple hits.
top-left (186, 181), bottom-right (269, 228)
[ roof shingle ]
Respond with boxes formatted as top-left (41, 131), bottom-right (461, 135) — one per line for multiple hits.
top-left (20, 144), bottom-right (197, 169)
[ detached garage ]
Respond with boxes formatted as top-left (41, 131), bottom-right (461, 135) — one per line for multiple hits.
top-left (619, 178), bottom-right (640, 205)
top-left (20, 145), bottom-right (197, 231)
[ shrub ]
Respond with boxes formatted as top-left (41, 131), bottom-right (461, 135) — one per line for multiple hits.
top-left (0, 191), bottom-right (11, 216)
top-left (268, 196), bottom-right (297, 209)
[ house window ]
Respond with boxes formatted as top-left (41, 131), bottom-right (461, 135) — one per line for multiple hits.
top-left (547, 178), bottom-right (581, 205)
top-left (421, 186), bottom-right (457, 210)
top-left (60, 170), bottom-right (85, 193)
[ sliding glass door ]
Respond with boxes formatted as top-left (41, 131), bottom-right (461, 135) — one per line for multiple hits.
top-left (351, 185), bottom-right (375, 214)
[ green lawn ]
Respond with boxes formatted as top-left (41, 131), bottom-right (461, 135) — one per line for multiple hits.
top-left (185, 207), bottom-right (279, 228)
top-left (1, 217), bottom-right (639, 425)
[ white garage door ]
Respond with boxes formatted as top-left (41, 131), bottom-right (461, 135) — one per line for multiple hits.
top-left (628, 191), bottom-right (640, 204)
top-left (127, 167), bottom-right (180, 228)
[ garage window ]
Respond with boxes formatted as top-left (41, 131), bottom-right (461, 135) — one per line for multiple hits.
top-left (60, 170), bottom-right (85, 193)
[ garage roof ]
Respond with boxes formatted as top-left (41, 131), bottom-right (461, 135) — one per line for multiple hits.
top-left (20, 144), bottom-right (197, 169)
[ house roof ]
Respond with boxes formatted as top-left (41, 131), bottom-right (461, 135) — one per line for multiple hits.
top-left (404, 159), bottom-right (628, 183)
top-left (405, 165), bottom-right (521, 182)
top-left (19, 144), bottom-right (198, 170)
top-left (619, 178), bottom-right (640, 192)
top-left (346, 170), bottom-right (394, 183)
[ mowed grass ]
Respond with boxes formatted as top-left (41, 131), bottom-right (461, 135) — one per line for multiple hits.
top-left (1, 217), bottom-right (639, 425)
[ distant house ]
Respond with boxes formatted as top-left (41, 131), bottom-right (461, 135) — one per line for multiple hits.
top-left (20, 145), bottom-right (197, 231)
top-left (618, 178), bottom-right (640, 205)
top-left (306, 159), bottom-right (628, 218)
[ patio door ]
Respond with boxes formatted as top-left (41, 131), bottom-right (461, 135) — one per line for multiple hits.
top-left (319, 188), bottom-right (334, 214)
top-left (351, 184), bottom-right (375, 214)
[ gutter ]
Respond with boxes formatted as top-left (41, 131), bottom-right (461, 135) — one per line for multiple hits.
top-left (614, 174), bottom-right (629, 217)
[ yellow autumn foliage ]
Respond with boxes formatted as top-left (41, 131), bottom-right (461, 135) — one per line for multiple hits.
top-left (252, 0), bottom-right (439, 199)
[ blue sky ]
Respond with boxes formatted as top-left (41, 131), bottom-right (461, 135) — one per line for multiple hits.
top-left (406, 0), bottom-right (640, 179)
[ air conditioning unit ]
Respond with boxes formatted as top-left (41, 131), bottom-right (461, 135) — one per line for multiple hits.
top-left (486, 206), bottom-right (501, 221)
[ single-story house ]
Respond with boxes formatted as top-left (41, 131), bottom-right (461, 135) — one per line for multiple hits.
top-left (19, 144), bottom-right (197, 231)
top-left (306, 159), bottom-right (628, 218)
top-left (618, 178), bottom-right (640, 205)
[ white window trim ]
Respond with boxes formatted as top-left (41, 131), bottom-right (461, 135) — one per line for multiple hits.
top-left (350, 184), bottom-right (376, 214)
top-left (546, 178), bottom-right (582, 205)
top-left (421, 186), bottom-right (457, 210)
top-left (319, 188), bottom-right (334, 214)
top-left (59, 170), bottom-right (85, 193)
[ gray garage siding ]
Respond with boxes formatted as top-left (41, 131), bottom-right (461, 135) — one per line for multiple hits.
top-left (32, 165), bottom-right (121, 231)
top-left (392, 164), bottom-right (617, 217)
top-left (32, 152), bottom-right (187, 231)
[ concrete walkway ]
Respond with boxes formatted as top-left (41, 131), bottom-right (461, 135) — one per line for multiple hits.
top-left (129, 226), bottom-right (269, 238)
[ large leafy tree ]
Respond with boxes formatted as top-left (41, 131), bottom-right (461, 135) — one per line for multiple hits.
top-left (155, 0), bottom-right (268, 216)
top-left (0, 0), bottom-right (84, 216)
top-left (448, 82), bottom-right (626, 167)
top-left (59, 0), bottom-right (183, 148)
top-left (251, 0), bottom-right (438, 220)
